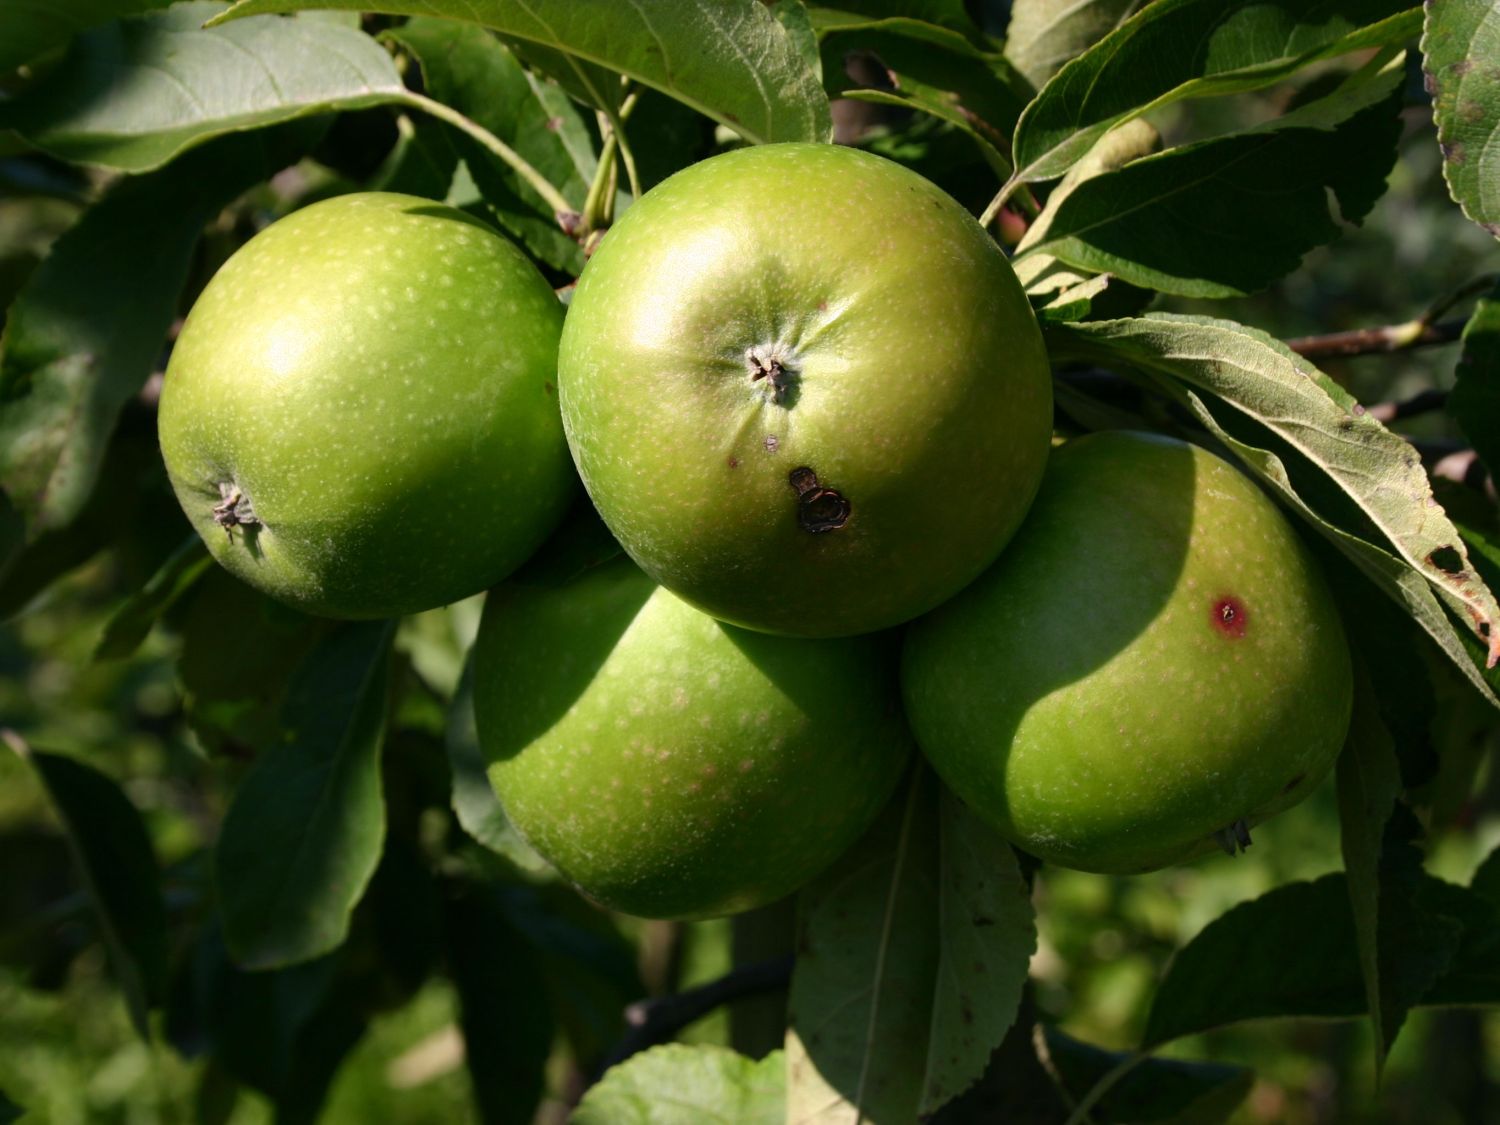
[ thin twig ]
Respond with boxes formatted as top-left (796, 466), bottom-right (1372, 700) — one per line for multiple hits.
top-left (594, 955), bottom-right (793, 1077)
top-left (399, 90), bottom-right (576, 221)
top-left (1286, 318), bottom-right (1465, 359)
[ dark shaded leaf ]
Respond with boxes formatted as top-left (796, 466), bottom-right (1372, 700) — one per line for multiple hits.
top-left (215, 621), bottom-right (395, 969)
top-left (1018, 60), bottom-right (1404, 296)
top-left (1449, 280), bottom-right (1500, 473)
top-left (817, 14), bottom-right (1030, 159)
top-left (575, 1045), bottom-right (785, 1125)
top-left (1040, 1026), bottom-right (1252, 1124)
top-left (1422, 0), bottom-right (1500, 239)
top-left (216, 0), bottom-right (833, 146)
top-left (1339, 683), bottom-right (1463, 1071)
top-left (0, 3), bottom-right (404, 172)
top-left (445, 884), bottom-right (555, 1124)
top-left (1143, 870), bottom-right (1497, 1045)
top-left (0, 0), bottom-right (174, 72)
top-left (8, 739), bottom-right (167, 1039)
top-left (175, 570), bottom-right (329, 757)
top-left (94, 534), bottom-right (211, 660)
top-left (0, 126), bottom-right (312, 540)
top-left (1012, 0), bottom-right (1419, 185)
top-left (1471, 845), bottom-right (1500, 908)
top-left (173, 925), bottom-right (366, 1125)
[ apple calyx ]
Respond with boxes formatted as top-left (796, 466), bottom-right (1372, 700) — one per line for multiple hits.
top-left (1210, 818), bottom-right (1253, 857)
top-left (212, 482), bottom-right (259, 540)
top-left (745, 342), bottom-right (798, 405)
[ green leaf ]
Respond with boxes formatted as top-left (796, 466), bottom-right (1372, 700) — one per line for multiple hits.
top-left (8, 739), bottom-right (168, 1039)
top-left (1039, 1026), bottom-right (1252, 1124)
top-left (1449, 280), bottom-right (1500, 473)
top-left (1011, 0), bottom-right (1420, 185)
top-left (922, 790), bottom-right (1035, 1116)
top-left (1144, 876), bottom-right (1365, 1045)
top-left (1045, 314), bottom-right (1500, 699)
top-left (1422, 1), bottom-right (1500, 239)
top-left (1014, 116), bottom-right (1160, 295)
top-left (575, 1045), bottom-right (785, 1125)
top-left (1472, 845), bottom-right (1500, 908)
top-left (1003, 0), bottom-right (1146, 89)
top-left (444, 884), bottom-right (555, 1123)
top-left (0, 126), bottom-right (310, 541)
top-left (0, 4), bottom-right (405, 172)
top-left (446, 657), bottom-right (552, 877)
top-left (172, 925), bottom-right (367, 1120)
top-left (383, 18), bottom-right (590, 275)
top-left (372, 112), bottom-right (462, 199)
top-left (786, 771), bottom-right (940, 1122)
top-left (1336, 677), bottom-right (1460, 1071)
top-left (175, 570), bottom-right (330, 757)
top-left (0, 0), bottom-right (174, 72)
top-left (1143, 870), bottom-right (1497, 1046)
top-left (1017, 59), bottom-right (1404, 297)
top-left (93, 535), bottom-right (211, 661)
top-left (815, 14), bottom-right (1031, 155)
top-left (215, 620), bottom-right (395, 969)
top-left (816, 0), bottom-right (979, 37)
top-left (215, 0), bottom-right (833, 146)
top-left (786, 770), bottom-right (1034, 1122)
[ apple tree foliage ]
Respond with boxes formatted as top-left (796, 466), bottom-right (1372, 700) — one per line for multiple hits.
top-left (2, 0), bottom-right (1500, 1121)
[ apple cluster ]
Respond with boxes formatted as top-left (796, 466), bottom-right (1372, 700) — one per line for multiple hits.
top-left (159, 144), bottom-right (1352, 920)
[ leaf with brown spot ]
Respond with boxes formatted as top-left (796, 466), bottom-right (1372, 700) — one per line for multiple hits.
top-left (1423, 0), bottom-right (1500, 240)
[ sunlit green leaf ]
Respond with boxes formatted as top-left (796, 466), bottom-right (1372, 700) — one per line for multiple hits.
top-left (576, 1045), bottom-right (785, 1125)
top-left (215, 0), bottom-right (833, 145)
top-left (1012, 0), bottom-right (1419, 185)
top-left (0, 4), bottom-right (404, 172)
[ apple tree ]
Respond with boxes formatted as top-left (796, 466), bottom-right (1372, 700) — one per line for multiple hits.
top-left (2, 1), bottom-right (1500, 1122)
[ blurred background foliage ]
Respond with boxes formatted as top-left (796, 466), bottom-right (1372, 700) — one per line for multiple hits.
top-left (2, 6), bottom-right (1499, 1125)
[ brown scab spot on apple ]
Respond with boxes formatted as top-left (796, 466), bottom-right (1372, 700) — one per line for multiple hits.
top-left (1211, 595), bottom-right (1247, 638)
top-left (763, 434), bottom-right (779, 454)
top-left (788, 467), bottom-right (850, 533)
top-left (1281, 773), bottom-right (1306, 795)
top-left (727, 456), bottom-right (739, 470)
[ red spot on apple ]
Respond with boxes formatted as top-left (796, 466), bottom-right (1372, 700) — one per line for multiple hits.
top-left (1212, 595), bottom-right (1248, 638)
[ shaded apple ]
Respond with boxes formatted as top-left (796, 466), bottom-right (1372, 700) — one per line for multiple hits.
top-left (901, 431), bottom-right (1353, 874)
top-left (473, 555), bottom-right (913, 919)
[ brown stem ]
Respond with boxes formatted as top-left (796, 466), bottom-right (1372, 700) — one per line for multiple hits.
top-left (593, 955), bottom-right (793, 1078)
top-left (1287, 319), bottom-right (1465, 359)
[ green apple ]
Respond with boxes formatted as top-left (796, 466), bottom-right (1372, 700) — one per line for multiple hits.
top-left (472, 555), bottom-right (913, 919)
top-left (158, 192), bottom-right (575, 619)
top-left (901, 431), bottom-right (1353, 874)
top-left (558, 142), bottom-right (1053, 638)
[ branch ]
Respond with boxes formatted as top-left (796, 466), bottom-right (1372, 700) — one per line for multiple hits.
top-left (1362, 388), bottom-right (1448, 424)
top-left (594, 955), bottom-right (793, 1076)
top-left (1286, 318), bottom-right (1465, 359)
